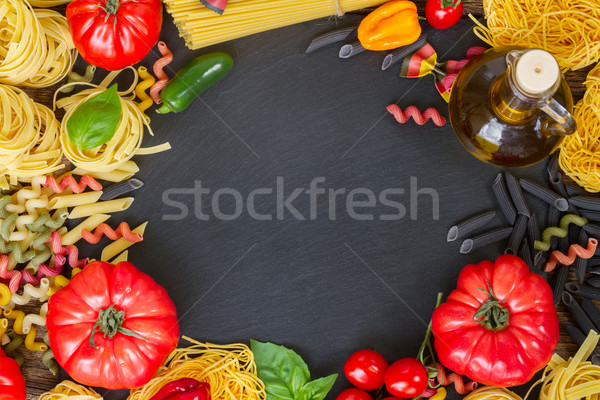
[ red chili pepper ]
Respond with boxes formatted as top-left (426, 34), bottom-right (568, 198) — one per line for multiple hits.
top-left (150, 378), bottom-right (208, 400)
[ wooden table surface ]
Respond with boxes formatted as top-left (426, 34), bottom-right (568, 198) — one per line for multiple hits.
top-left (20, 0), bottom-right (594, 397)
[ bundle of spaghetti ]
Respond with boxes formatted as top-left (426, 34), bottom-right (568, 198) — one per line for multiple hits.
top-left (0, 0), bottom-right (76, 87)
top-left (128, 336), bottom-right (266, 400)
top-left (150, 41), bottom-right (174, 104)
top-left (545, 237), bottom-right (598, 271)
top-left (559, 63), bottom-right (600, 192)
top-left (38, 381), bottom-right (103, 400)
top-left (0, 85), bottom-right (64, 189)
top-left (163, 0), bottom-right (387, 50)
top-left (534, 214), bottom-right (589, 251)
top-left (81, 222), bottom-right (144, 244)
top-left (55, 68), bottom-right (171, 175)
top-left (386, 105), bottom-right (447, 127)
top-left (44, 175), bottom-right (102, 194)
top-left (135, 66), bottom-right (156, 119)
top-left (433, 363), bottom-right (477, 395)
top-left (472, 0), bottom-right (600, 71)
top-left (463, 386), bottom-right (522, 400)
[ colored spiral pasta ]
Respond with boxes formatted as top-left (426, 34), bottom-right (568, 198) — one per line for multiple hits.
top-left (387, 105), bottom-right (447, 126)
top-left (81, 222), bottom-right (144, 244)
top-left (534, 214), bottom-right (589, 251)
top-left (44, 175), bottom-right (103, 194)
top-left (434, 363), bottom-right (478, 395)
top-left (150, 41), bottom-right (174, 104)
top-left (60, 65), bottom-right (97, 94)
top-left (545, 237), bottom-right (598, 271)
top-left (135, 66), bottom-right (156, 118)
top-left (5, 330), bottom-right (24, 366)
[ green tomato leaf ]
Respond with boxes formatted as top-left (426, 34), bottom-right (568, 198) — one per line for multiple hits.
top-left (251, 340), bottom-right (311, 400)
top-left (66, 84), bottom-right (122, 150)
top-left (302, 374), bottom-right (338, 400)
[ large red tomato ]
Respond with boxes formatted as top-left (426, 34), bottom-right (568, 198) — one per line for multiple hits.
top-left (66, 0), bottom-right (162, 70)
top-left (432, 255), bottom-right (559, 387)
top-left (47, 261), bottom-right (180, 389)
top-left (0, 348), bottom-right (26, 400)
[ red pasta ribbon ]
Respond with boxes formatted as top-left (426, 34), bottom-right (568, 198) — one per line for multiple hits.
top-left (150, 41), bottom-right (174, 104)
top-left (0, 255), bottom-right (22, 293)
top-left (387, 105), bottom-right (447, 126)
top-left (432, 363), bottom-right (477, 395)
top-left (48, 232), bottom-right (88, 269)
top-left (81, 222), bottom-right (144, 244)
top-left (545, 238), bottom-right (598, 271)
top-left (44, 175), bottom-right (102, 194)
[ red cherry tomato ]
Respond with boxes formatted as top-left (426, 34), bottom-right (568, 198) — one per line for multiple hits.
top-left (384, 358), bottom-right (428, 398)
top-left (425, 0), bottom-right (463, 30)
top-left (336, 388), bottom-right (372, 400)
top-left (344, 350), bottom-right (389, 390)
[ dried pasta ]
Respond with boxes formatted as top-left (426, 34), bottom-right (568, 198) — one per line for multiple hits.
top-left (135, 66), bottom-right (156, 119)
top-left (47, 191), bottom-right (103, 209)
top-left (0, 283), bottom-right (11, 306)
top-left (386, 105), bottom-right (447, 126)
top-left (27, 0), bottom-right (73, 7)
top-left (82, 222), bottom-right (144, 244)
top-left (68, 198), bottom-right (134, 219)
top-left (472, 0), bottom-right (600, 71)
top-left (4, 309), bottom-right (25, 335)
top-left (0, 0), bottom-right (76, 87)
top-left (111, 250), bottom-right (129, 264)
top-left (101, 221), bottom-right (147, 261)
top-left (44, 175), bottom-right (102, 194)
top-left (38, 381), bottom-right (103, 400)
top-left (128, 336), bottom-right (266, 400)
top-left (559, 63), bottom-right (600, 191)
top-left (534, 214), bottom-right (588, 251)
top-left (25, 326), bottom-right (48, 351)
top-left (150, 41), bottom-right (174, 104)
top-left (163, 0), bottom-right (387, 50)
top-left (61, 214), bottom-right (111, 245)
top-left (463, 386), bottom-right (522, 400)
top-left (545, 238), bottom-right (598, 271)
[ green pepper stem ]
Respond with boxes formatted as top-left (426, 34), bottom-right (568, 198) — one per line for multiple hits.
top-left (156, 103), bottom-right (173, 114)
top-left (89, 303), bottom-right (148, 349)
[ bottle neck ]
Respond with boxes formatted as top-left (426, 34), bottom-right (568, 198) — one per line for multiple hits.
top-left (489, 71), bottom-right (540, 124)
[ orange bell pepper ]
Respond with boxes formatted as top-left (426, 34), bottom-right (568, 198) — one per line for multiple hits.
top-left (357, 0), bottom-right (422, 51)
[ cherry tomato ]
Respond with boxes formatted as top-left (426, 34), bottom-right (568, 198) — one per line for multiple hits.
top-left (425, 0), bottom-right (463, 30)
top-left (344, 350), bottom-right (389, 390)
top-left (384, 358), bottom-right (428, 398)
top-left (336, 388), bottom-right (372, 400)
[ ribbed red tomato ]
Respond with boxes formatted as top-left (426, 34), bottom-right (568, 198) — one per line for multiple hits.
top-left (432, 255), bottom-right (559, 387)
top-left (0, 348), bottom-right (26, 400)
top-left (47, 261), bottom-right (180, 389)
top-left (66, 0), bottom-right (162, 70)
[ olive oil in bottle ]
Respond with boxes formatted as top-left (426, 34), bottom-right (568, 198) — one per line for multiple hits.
top-left (449, 47), bottom-right (576, 168)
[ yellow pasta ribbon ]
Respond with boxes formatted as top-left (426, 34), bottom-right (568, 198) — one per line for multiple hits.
top-left (38, 381), bottom-right (103, 399)
top-left (4, 309), bottom-right (25, 335)
top-left (135, 66), bottom-right (156, 121)
top-left (0, 283), bottom-right (12, 306)
top-left (25, 326), bottom-right (48, 351)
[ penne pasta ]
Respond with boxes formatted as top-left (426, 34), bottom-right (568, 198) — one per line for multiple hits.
top-left (48, 191), bottom-right (103, 209)
top-left (69, 198), bottom-right (134, 219)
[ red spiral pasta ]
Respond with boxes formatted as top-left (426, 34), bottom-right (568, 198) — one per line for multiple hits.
top-left (434, 363), bottom-right (478, 395)
top-left (48, 232), bottom-right (88, 269)
top-left (387, 105), bottom-right (447, 126)
top-left (545, 238), bottom-right (598, 271)
top-left (81, 222), bottom-right (144, 244)
top-left (0, 255), bottom-right (22, 293)
top-left (44, 175), bottom-right (102, 194)
top-left (442, 47), bottom-right (487, 93)
top-left (150, 41), bottom-right (174, 104)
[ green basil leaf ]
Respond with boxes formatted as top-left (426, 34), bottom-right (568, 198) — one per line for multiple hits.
top-left (251, 340), bottom-right (310, 400)
top-left (302, 374), bottom-right (338, 400)
top-left (66, 84), bottom-right (122, 149)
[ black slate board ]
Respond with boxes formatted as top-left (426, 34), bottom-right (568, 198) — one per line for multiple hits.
top-left (63, 11), bottom-right (550, 400)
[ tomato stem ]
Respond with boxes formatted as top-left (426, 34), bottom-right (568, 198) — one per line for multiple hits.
top-left (103, 0), bottom-right (120, 24)
top-left (89, 303), bottom-right (148, 348)
top-left (473, 282), bottom-right (510, 331)
top-left (417, 293), bottom-right (443, 370)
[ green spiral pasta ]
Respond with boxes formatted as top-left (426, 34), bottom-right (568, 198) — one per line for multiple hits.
top-left (0, 239), bottom-right (36, 263)
top-left (5, 330), bottom-right (24, 366)
top-left (534, 214), bottom-right (589, 251)
top-left (42, 333), bottom-right (59, 375)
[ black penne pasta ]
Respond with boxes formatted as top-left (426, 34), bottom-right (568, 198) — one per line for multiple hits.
top-left (570, 196), bottom-right (600, 211)
top-left (583, 223), bottom-right (600, 239)
top-left (519, 178), bottom-right (569, 211)
top-left (590, 265), bottom-right (600, 275)
top-left (592, 355), bottom-right (600, 366)
top-left (505, 214), bottom-right (528, 255)
top-left (553, 265), bottom-right (569, 306)
top-left (588, 257), bottom-right (600, 268)
top-left (492, 172), bottom-right (517, 224)
top-left (566, 282), bottom-right (600, 301)
top-left (534, 250), bottom-right (547, 273)
top-left (547, 206), bottom-right (562, 250)
top-left (580, 210), bottom-right (600, 223)
top-left (558, 233), bottom-right (570, 254)
top-left (460, 227), bottom-right (513, 254)
top-left (566, 182), bottom-right (590, 197)
top-left (562, 292), bottom-right (598, 334)
top-left (575, 230), bottom-right (590, 283)
top-left (527, 213), bottom-right (540, 247)
top-left (447, 210), bottom-right (496, 242)
top-left (505, 171), bottom-right (531, 217)
top-left (547, 152), bottom-right (559, 180)
top-left (519, 238), bottom-right (534, 270)
top-left (581, 298), bottom-right (600, 332)
top-left (306, 27), bottom-right (355, 53)
top-left (549, 174), bottom-right (569, 199)
top-left (339, 41), bottom-right (366, 58)
top-left (381, 33), bottom-right (427, 70)
top-left (587, 275), bottom-right (600, 288)
top-left (99, 178), bottom-right (144, 201)
top-left (563, 324), bottom-right (600, 360)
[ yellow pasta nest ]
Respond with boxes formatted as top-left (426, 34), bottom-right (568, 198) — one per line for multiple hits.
top-left (128, 337), bottom-right (266, 400)
top-left (559, 63), bottom-right (600, 192)
top-left (38, 381), bottom-right (102, 400)
top-left (0, 0), bottom-right (76, 87)
top-left (463, 387), bottom-right (523, 400)
top-left (472, 0), bottom-right (600, 71)
top-left (0, 84), bottom-right (64, 189)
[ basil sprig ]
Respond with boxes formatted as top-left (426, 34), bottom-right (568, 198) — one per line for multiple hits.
top-left (251, 340), bottom-right (337, 400)
top-left (66, 84), bottom-right (122, 149)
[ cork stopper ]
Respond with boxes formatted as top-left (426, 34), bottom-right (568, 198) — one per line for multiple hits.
top-left (514, 49), bottom-right (560, 96)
